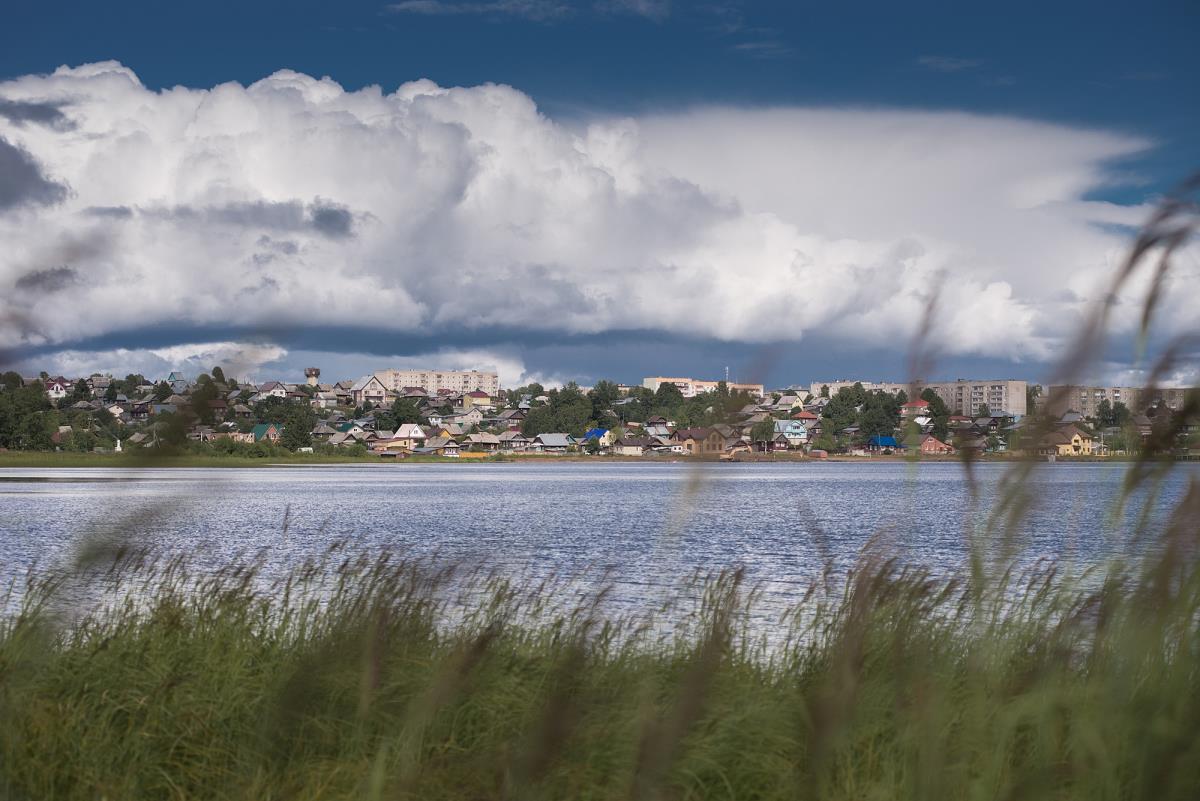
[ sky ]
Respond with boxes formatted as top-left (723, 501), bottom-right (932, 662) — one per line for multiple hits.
top-left (1, 1), bottom-right (1197, 389)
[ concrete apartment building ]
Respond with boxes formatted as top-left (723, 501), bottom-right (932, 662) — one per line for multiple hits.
top-left (1045, 385), bottom-right (1192, 417)
top-left (808, 380), bottom-right (909, 398)
top-left (642, 376), bottom-right (765, 399)
top-left (374, 369), bottom-right (500, 396)
top-left (809, 378), bottom-right (1028, 417)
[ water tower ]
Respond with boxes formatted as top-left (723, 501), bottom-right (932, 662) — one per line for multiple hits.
top-left (305, 367), bottom-right (321, 387)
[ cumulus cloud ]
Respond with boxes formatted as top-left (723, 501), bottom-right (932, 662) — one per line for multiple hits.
top-left (9, 341), bottom-right (289, 382)
top-left (0, 60), bottom-right (1184, 381)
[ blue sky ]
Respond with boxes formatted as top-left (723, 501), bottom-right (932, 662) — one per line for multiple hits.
top-left (1, 1), bottom-right (1197, 387)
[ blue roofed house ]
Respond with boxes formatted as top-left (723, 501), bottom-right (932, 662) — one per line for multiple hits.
top-left (865, 435), bottom-right (903, 453)
top-left (581, 428), bottom-right (613, 447)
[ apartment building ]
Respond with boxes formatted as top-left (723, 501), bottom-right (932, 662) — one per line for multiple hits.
top-left (642, 376), bottom-right (765, 399)
top-left (808, 380), bottom-right (909, 398)
top-left (919, 379), bottom-right (1027, 417)
top-left (1046, 385), bottom-right (1193, 417)
top-left (374, 369), bottom-right (500, 396)
top-left (809, 378), bottom-right (1028, 416)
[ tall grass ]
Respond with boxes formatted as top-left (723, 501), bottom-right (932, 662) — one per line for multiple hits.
top-left (0, 527), bottom-right (1198, 800)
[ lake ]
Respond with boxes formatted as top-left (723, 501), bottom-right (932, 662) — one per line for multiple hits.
top-left (2, 461), bottom-right (1195, 621)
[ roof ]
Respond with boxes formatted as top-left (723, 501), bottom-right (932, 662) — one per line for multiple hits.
top-left (467, 390), bottom-right (489, 397)
top-left (394, 423), bottom-right (426, 439)
top-left (866, 435), bottom-right (901, 448)
top-left (535, 433), bottom-right (573, 447)
top-left (582, 428), bottom-right (609, 440)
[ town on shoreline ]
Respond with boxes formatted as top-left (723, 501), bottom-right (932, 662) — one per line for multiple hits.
top-left (1, 368), bottom-right (1197, 462)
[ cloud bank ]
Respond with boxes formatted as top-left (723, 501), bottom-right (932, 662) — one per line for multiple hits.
top-left (0, 61), bottom-right (1188, 381)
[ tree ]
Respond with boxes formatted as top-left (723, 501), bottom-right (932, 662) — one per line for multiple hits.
top-left (977, 404), bottom-right (991, 418)
top-left (153, 381), bottom-right (172, 402)
top-left (211, 365), bottom-right (226, 385)
top-left (750, 419), bottom-right (776, 447)
top-left (820, 385), bottom-right (830, 399)
top-left (921, 388), bottom-right (950, 441)
top-left (1, 371), bottom-right (22, 390)
top-left (1027, 384), bottom-right (1042, 416)
top-left (104, 383), bottom-right (118, 403)
top-left (280, 402), bottom-right (316, 450)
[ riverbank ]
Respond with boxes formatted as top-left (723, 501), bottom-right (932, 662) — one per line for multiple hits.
top-left (0, 450), bottom-right (1131, 469)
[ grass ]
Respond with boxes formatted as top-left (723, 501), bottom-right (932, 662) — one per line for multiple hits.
top-left (1, 525), bottom-right (1198, 801)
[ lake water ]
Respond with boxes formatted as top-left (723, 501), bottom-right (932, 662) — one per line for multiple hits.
top-left (2, 461), bottom-right (1196, 622)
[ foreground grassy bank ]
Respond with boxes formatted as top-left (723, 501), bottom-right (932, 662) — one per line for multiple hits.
top-left (2, 537), bottom-right (1197, 801)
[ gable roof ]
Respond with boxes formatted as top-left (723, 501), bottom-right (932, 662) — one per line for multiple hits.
top-left (534, 433), bottom-right (574, 448)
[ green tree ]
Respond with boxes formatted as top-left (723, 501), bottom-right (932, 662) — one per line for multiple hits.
top-left (71, 379), bottom-right (91, 402)
top-left (211, 365), bottom-right (226, 385)
top-left (153, 381), bottom-right (172, 402)
top-left (1026, 384), bottom-right (1042, 416)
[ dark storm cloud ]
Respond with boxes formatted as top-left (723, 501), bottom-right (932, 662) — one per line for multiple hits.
top-left (0, 136), bottom-right (69, 211)
top-left (14, 265), bottom-right (79, 293)
top-left (310, 203), bottom-right (353, 238)
top-left (0, 98), bottom-right (75, 131)
top-left (83, 205), bottom-right (133, 218)
top-left (142, 199), bottom-right (355, 238)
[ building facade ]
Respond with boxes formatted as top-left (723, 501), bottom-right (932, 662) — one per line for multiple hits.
top-left (1045, 385), bottom-right (1193, 417)
top-left (642, 376), bottom-right (765, 399)
top-left (808, 378), bottom-right (1028, 416)
top-left (373, 369), bottom-right (500, 396)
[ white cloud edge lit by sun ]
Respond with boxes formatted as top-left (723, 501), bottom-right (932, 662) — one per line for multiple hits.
top-left (0, 60), bottom-right (1195, 383)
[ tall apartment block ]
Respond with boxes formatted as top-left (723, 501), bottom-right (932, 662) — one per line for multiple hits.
top-left (1045, 385), bottom-right (1192, 417)
top-left (808, 378), bottom-right (1028, 416)
top-left (642, 376), bottom-right (765, 399)
top-left (374, 369), bottom-right (500, 396)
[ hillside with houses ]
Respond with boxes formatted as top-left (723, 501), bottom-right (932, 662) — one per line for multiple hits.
top-left (1, 369), bottom-right (1196, 461)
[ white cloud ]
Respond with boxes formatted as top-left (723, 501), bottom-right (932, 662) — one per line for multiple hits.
top-left (11, 342), bottom-right (287, 381)
top-left (0, 61), bottom-right (1186, 376)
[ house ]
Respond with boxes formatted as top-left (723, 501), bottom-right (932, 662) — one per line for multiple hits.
top-left (349, 375), bottom-right (390, 407)
top-left (901, 399), bottom-right (930, 419)
top-left (613, 437), bottom-right (653, 456)
top-left (232, 403), bottom-right (253, 419)
top-left (444, 407), bottom-right (484, 427)
top-left (791, 410), bottom-right (820, 424)
top-left (44, 377), bottom-right (70, 400)
top-left (311, 422), bottom-right (338, 441)
top-left (672, 427), bottom-right (725, 457)
top-left (389, 423), bottom-right (427, 451)
top-left (463, 390), bottom-right (494, 409)
top-left (1038, 424), bottom-right (1093, 457)
top-left (464, 432), bottom-right (501, 452)
top-left (531, 433), bottom-right (575, 453)
top-left (865, 435), bottom-right (903, 454)
top-left (496, 408), bottom-right (527, 428)
top-left (335, 422), bottom-right (368, 438)
top-left (498, 430), bottom-right (531, 452)
top-left (311, 391), bottom-right (339, 410)
top-left (251, 423), bottom-right (283, 444)
top-left (581, 428), bottom-right (614, 447)
top-left (772, 419), bottom-right (808, 448)
top-left (918, 435), bottom-right (954, 455)
top-left (419, 436), bottom-right (460, 457)
top-left (259, 381), bottom-right (288, 399)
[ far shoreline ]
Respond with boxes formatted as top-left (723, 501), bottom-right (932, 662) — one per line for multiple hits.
top-left (0, 451), bottom-right (1137, 469)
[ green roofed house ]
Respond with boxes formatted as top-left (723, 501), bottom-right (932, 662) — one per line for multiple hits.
top-left (252, 423), bottom-right (283, 443)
